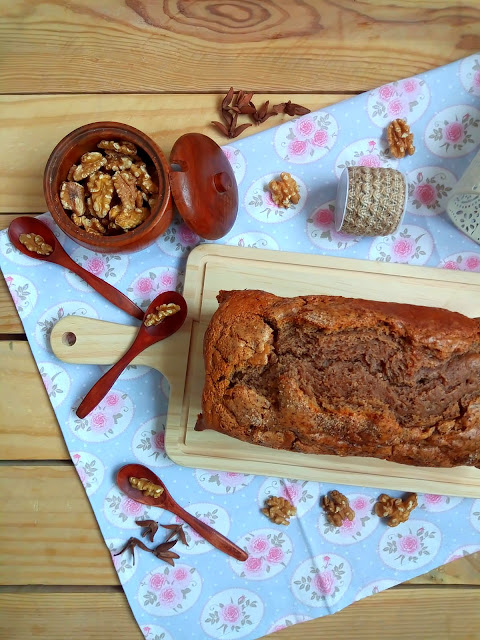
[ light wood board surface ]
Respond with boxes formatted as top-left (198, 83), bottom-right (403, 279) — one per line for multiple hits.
top-left (1, 1), bottom-right (479, 94)
top-left (0, 94), bottom-right (343, 214)
top-left (1, 5), bottom-right (479, 637)
top-left (1, 588), bottom-right (480, 639)
top-left (50, 244), bottom-right (480, 496)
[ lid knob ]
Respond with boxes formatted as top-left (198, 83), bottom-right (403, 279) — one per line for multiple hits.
top-left (214, 171), bottom-right (232, 193)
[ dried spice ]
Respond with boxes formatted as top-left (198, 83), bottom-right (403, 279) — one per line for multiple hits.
top-left (211, 115), bottom-right (252, 139)
top-left (151, 539), bottom-right (181, 566)
top-left (272, 100), bottom-right (311, 117)
top-left (129, 476), bottom-right (164, 498)
top-left (135, 519), bottom-right (159, 543)
top-left (161, 523), bottom-right (189, 546)
top-left (114, 535), bottom-right (180, 566)
top-left (212, 87), bottom-right (253, 138)
top-left (19, 233), bottom-right (53, 256)
top-left (251, 100), bottom-right (277, 125)
top-left (375, 493), bottom-right (418, 527)
top-left (321, 490), bottom-right (355, 527)
top-left (212, 88), bottom-right (310, 139)
top-left (113, 537), bottom-right (150, 565)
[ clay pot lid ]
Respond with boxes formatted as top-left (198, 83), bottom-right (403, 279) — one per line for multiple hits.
top-left (169, 133), bottom-right (238, 240)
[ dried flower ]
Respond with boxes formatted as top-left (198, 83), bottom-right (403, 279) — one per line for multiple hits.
top-left (135, 519), bottom-right (159, 543)
top-left (151, 539), bottom-right (180, 566)
top-left (251, 100), bottom-right (278, 125)
top-left (212, 88), bottom-right (310, 139)
top-left (161, 523), bottom-right (189, 546)
top-left (113, 537), bottom-right (150, 565)
top-left (211, 114), bottom-right (252, 139)
top-left (231, 90), bottom-right (256, 115)
top-left (272, 100), bottom-right (311, 117)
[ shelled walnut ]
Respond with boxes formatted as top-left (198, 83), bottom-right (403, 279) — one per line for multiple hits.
top-left (60, 181), bottom-right (85, 216)
top-left (261, 496), bottom-right (297, 525)
top-left (59, 139), bottom-right (158, 236)
top-left (268, 172), bottom-right (300, 208)
top-left (321, 490), bottom-right (355, 527)
top-left (387, 118), bottom-right (415, 159)
top-left (87, 172), bottom-right (114, 219)
top-left (375, 493), bottom-right (417, 527)
top-left (72, 152), bottom-right (106, 181)
top-left (19, 233), bottom-right (53, 256)
top-left (129, 477), bottom-right (164, 499)
top-left (144, 303), bottom-right (181, 327)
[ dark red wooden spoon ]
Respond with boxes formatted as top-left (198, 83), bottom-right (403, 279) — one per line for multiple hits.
top-left (117, 464), bottom-right (248, 562)
top-left (8, 216), bottom-right (144, 320)
top-left (76, 291), bottom-right (187, 418)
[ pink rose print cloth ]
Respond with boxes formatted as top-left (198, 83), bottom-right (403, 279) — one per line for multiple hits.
top-left (1, 54), bottom-right (480, 640)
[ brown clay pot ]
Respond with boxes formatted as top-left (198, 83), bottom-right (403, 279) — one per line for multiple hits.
top-left (44, 122), bottom-right (238, 253)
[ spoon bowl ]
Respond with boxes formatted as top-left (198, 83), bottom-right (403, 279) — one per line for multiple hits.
top-left (8, 216), bottom-right (60, 262)
top-left (117, 463), bottom-right (248, 562)
top-left (8, 216), bottom-right (144, 320)
top-left (76, 290), bottom-right (187, 418)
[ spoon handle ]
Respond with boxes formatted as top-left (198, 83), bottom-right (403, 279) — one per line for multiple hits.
top-left (55, 251), bottom-right (144, 321)
top-left (172, 503), bottom-right (248, 562)
top-left (76, 337), bottom-right (149, 418)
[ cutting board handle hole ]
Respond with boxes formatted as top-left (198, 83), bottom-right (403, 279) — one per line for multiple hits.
top-left (62, 331), bottom-right (77, 346)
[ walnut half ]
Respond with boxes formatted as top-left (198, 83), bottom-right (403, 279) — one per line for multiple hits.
top-left (375, 493), bottom-right (417, 527)
top-left (19, 233), bottom-right (53, 256)
top-left (387, 118), bottom-right (415, 159)
top-left (268, 172), bottom-right (300, 208)
top-left (144, 303), bottom-right (181, 327)
top-left (261, 496), bottom-right (297, 525)
top-left (322, 490), bottom-right (355, 527)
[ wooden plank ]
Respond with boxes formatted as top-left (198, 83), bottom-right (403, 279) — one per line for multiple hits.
top-left (0, 465), bottom-right (479, 586)
top-left (0, 2), bottom-right (478, 94)
top-left (0, 93), bottom-right (345, 213)
top-left (0, 587), bottom-right (479, 639)
top-left (0, 465), bottom-right (117, 585)
top-left (0, 342), bottom-right (68, 460)
top-left (0, 214), bottom-right (34, 333)
top-left (0, 281), bottom-right (21, 333)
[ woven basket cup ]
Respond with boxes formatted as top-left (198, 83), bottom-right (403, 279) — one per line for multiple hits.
top-left (446, 149), bottom-right (480, 245)
top-left (335, 166), bottom-right (407, 236)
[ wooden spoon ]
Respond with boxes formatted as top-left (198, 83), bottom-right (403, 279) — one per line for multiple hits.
top-left (8, 216), bottom-right (144, 321)
top-left (76, 291), bottom-right (187, 418)
top-left (117, 463), bottom-right (248, 562)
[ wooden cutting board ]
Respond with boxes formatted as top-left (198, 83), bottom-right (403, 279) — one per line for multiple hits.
top-left (51, 244), bottom-right (480, 497)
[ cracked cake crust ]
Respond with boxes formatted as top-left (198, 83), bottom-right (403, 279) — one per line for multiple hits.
top-left (197, 290), bottom-right (480, 468)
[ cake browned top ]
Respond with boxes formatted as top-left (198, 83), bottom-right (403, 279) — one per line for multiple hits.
top-left (200, 290), bottom-right (480, 468)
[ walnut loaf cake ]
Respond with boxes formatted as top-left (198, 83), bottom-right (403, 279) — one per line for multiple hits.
top-left (196, 290), bottom-right (480, 468)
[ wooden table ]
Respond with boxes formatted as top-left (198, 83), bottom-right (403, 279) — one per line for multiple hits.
top-left (1, 3), bottom-right (480, 638)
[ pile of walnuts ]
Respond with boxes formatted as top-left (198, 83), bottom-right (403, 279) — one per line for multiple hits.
top-left (59, 140), bottom-right (158, 236)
